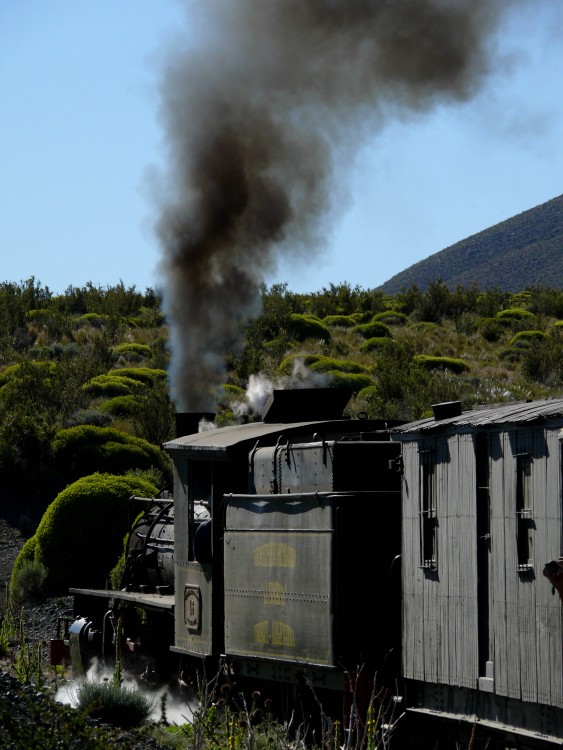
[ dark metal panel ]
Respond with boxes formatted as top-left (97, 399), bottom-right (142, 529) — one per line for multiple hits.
top-left (224, 494), bottom-right (334, 665)
top-left (224, 528), bottom-right (333, 665)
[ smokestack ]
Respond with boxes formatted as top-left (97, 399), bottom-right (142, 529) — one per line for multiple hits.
top-left (175, 412), bottom-right (216, 438)
top-left (155, 0), bottom-right (519, 413)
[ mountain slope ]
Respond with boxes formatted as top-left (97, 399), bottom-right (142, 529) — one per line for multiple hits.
top-left (378, 193), bottom-right (563, 293)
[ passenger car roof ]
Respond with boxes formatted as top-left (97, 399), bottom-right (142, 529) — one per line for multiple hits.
top-left (392, 397), bottom-right (563, 435)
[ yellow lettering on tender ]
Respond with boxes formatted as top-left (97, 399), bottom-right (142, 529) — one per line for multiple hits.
top-left (253, 619), bottom-right (296, 648)
top-left (254, 621), bottom-right (269, 644)
top-left (272, 620), bottom-right (295, 647)
top-left (254, 542), bottom-right (296, 568)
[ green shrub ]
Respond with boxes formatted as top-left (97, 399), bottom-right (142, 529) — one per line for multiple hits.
top-left (10, 559), bottom-right (48, 605)
top-left (356, 385), bottom-right (379, 401)
top-left (476, 317), bottom-right (511, 342)
top-left (108, 367), bottom-right (167, 385)
top-left (82, 374), bottom-right (146, 397)
top-left (277, 353), bottom-right (325, 375)
top-left (287, 314), bottom-right (331, 343)
top-left (324, 371), bottom-right (374, 392)
top-left (360, 337), bottom-right (399, 354)
top-left (309, 357), bottom-right (368, 374)
top-left (223, 383), bottom-right (246, 398)
top-left (11, 473), bottom-right (158, 593)
top-left (111, 342), bottom-right (152, 360)
top-left (51, 425), bottom-right (171, 481)
top-left (413, 355), bottom-right (470, 374)
top-left (371, 310), bottom-right (408, 326)
top-left (75, 680), bottom-right (154, 729)
top-left (10, 536), bottom-right (40, 603)
top-left (496, 307), bottom-right (535, 321)
top-left (407, 321), bottom-right (442, 333)
top-left (0, 361), bottom-right (55, 388)
top-left (98, 395), bottom-right (138, 418)
top-left (509, 330), bottom-right (548, 348)
top-left (321, 315), bottom-right (357, 328)
top-left (354, 321), bottom-right (391, 339)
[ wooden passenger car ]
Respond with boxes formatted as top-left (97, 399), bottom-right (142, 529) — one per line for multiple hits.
top-left (392, 398), bottom-right (563, 746)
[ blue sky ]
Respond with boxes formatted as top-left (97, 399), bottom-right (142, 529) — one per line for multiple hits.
top-left (1, 1), bottom-right (562, 296)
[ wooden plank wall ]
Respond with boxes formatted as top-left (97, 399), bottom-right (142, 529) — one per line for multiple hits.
top-left (490, 427), bottom-right (563, 707)
top-left (402, 439), bottom-right (423, 682)
top-left (401, 434), bottom-right (478, 687)
top-left (401, 425), bottom-right (563, 708)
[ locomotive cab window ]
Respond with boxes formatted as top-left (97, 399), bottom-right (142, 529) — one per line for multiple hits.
top-left (419, 447), bottom-right (437, 570)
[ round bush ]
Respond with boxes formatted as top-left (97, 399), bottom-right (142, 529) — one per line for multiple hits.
top-left (476, 317), bottom-right (511, 342)
top-left (98, 395), bottom-right (139, 418)
top-left (509, 330), bottom-right (548, 348)
top-left (356, 385), bottom-right (378, 401)
top-left (287, 314), bottom-right (331, 343)
top-left (111, 343), bottom-right (153, 361)
top-left (360, 337), bottom-right (399, 354)
top-left (413, 355), bottom-right (470, 374)
top-left (108, 367), bottom-right (167, 385)
top-left (324, 371), bottom-right (374, 392)
top-left (496, 308), bottom-right (535, 321)
top-left (372, 310), bottom-right (408, 326)
top-left (278, 353), bottom-right (325, 376)
top-left (11, 473), bottom-right (158, 594)
top-left (76, 681), bottom-right (154, 729)
top-left (51, 425), bottom-right (171, 481)
top-left (354, 321), bottom-right (391, 339)
top-left (83, 374), bottom-right (147, 397)
top-left (309, 357), bottom-right (368, 374)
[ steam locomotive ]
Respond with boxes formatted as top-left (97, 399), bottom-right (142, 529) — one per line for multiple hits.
top-left (67, 389), bottom-right (401, 716)
top-left (65, 387), bottom-right (563, 747)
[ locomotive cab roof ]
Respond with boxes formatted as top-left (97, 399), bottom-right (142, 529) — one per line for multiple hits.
top-left (164, 387), bottom-right (395, 458)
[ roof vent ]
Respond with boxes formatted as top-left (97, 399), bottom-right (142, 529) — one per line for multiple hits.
top-left (432, 401), bottom-right (462, 421)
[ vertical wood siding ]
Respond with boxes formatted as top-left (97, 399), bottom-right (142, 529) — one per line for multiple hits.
top-left (401, 425), bottom-right (563, 707)
top-left (402, 434), bottom-right (478, 687)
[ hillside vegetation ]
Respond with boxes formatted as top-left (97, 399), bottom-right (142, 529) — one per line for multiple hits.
top-left (379, 193), bottom-right (563, 293)
top-left (1, 277), bottom-right (563, 523)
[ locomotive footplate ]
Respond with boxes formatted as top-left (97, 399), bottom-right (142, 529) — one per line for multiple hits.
top-left (70, 587), bottom-right (175, 612)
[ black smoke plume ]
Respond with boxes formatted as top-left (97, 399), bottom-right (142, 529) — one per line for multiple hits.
top-left (156, 0), bottom-right (517, 411)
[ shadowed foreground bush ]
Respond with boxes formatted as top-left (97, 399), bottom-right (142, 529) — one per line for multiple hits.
top-left (11, 473), bottom-right (158, 595)
top-left (10, 559), bottom-right (48, 605)
top-left (76, 681), bottom-right (154, 729)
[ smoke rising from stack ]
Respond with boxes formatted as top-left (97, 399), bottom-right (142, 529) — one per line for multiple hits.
top-left (156, 0), bottom-right (517, 411)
